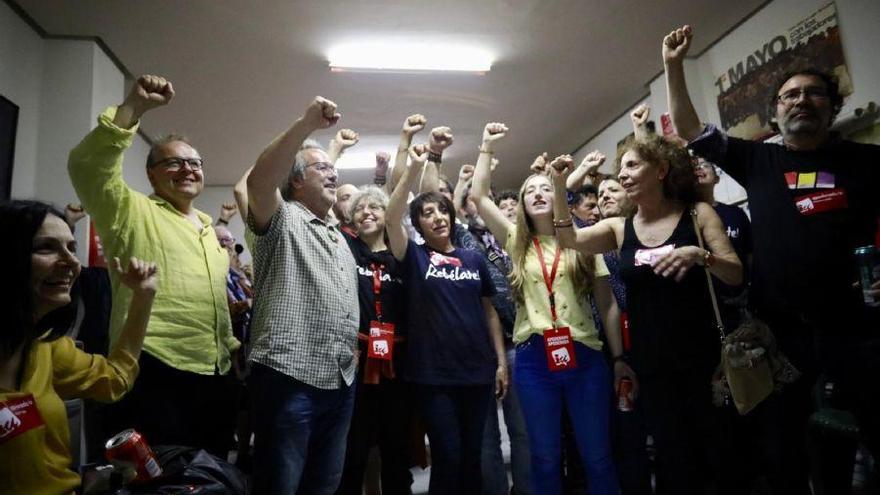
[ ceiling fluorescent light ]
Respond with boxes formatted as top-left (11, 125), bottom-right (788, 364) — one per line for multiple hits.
top-left (328, 42), bottom-right (493, 73)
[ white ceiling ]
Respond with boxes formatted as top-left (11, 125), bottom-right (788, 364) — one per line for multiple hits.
top-left (16, 0), bottom-right (766, 189)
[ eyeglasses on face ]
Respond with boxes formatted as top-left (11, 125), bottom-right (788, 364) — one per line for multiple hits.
top-left (776, 87), bottom-right (829, 105)
top-left (307, 161), bottom-right (337, 175)
top-left (151, 157), bottom-right (204, 171)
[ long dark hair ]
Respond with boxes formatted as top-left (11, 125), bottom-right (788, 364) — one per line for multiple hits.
top-left (0, 200), bottom-right (79, 361)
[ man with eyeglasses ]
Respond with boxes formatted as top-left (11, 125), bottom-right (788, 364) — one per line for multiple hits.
top-left (246, 96), bottom-right (359, 494)
top-left (68, 75), bottom-right (240, 457)
top-left (664, 25), bottom-right (880, 493)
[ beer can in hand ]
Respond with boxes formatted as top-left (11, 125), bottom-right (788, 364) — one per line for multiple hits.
top-left (617, 377), bottom-right (634, 412)
top-left (105, 429), bottom-right (163, 482)
top-left (855, 246), bottom-right (880, 308)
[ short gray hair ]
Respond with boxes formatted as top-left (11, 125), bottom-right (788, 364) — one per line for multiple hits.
top-left (280, 139), bottom-right (325, 201)
top-left (348, 185), bottom-right (389, 221)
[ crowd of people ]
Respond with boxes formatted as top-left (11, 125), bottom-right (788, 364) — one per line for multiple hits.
top-left (1, 23), bottom-right (878, 495)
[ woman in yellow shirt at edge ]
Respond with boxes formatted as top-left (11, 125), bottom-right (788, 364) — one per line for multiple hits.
top-left (0, 200), bottom-right (158, 495)
top-left (471, 123), bottom-right (636, 495)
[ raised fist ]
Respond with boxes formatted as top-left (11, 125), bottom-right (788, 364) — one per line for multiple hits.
top-left (549, 155), bottom-right (575, 181)
top-left (530, 152), bottom-right (550, 175)
top-left (334, 129), bottom-right (359, 149)
top-left (114, 257), bottom-right (159, 294)
top-left (458, 164), bottom-right (475, 184)
top-left (64, 203), bottom-right (86, 225)
top-left (580, 151), bottom-right (606, 175)
top-left (630, 104), bottom-right (651, 127)
top-left (219, 202), bottom-right (239, 223)
top-left (409, 144), bottom-right (430, 165)
top-left (403, 114), bottom-right (427, 137)
top-left (482, 122), bottom-right (508, 144)
top-left (125, 75), bottom-right (175, 114)
top-left (663, 25), bottom-right (693, 64)
top-left (303, 96), bottom-right (341, 130)
top-left (375, 151), bottom-right (391, 164)
top-left (429, 126), bottom-right (454, 153)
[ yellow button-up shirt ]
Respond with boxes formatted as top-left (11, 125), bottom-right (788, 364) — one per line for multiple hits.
top-left (68, 107), bottom-right (238, 374)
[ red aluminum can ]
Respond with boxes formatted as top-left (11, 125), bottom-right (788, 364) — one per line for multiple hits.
top-left (105, 429), bottom-right (162, 482)
top-left (617, 377), bottom-right (634, 412)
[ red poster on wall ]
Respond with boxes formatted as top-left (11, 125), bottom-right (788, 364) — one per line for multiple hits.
top-left (87, 220), bottom-right (106, 267)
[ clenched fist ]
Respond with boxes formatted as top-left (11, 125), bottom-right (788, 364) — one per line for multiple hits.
top-left (428, 127), bottom-right (454, 154)
top-left (530, 152), bottom-right (550, 176)
top-left (482, 122), bottom-right (508, 151)
top-left (663, 25), bottom-right (693, 65)
top-left (303, 96), bottom-right (341, 131)
top-left (630, 104), bottom-right (651, 127)
top-left (403, 114), bottom-right (427, 137)
top-left (409, 144), bottom-right (430, 165)
top-left (126, 75), bottom-right (175, 113)
top-left (549, 155), bottom-right (575, 182)
top-left (335, 129), bottom-right (359, 149)
top-left (580, 151), bottom-right (606, 175)
top-left (458, 164), bottom-right (475, 184)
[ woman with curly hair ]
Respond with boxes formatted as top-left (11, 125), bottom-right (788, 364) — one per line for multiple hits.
top-left (553, 135), bottom-right (744, 494)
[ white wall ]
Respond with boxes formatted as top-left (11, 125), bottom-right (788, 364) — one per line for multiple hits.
top-left (573, 0), bottom-right (880, 205)
top-left (0, 1), bottom-right (44, 198)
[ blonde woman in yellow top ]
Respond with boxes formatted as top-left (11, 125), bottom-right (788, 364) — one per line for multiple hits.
top-left (470, 124), bottom-right (634, 495)
top-left (0, 200), bottom-right (157, 495)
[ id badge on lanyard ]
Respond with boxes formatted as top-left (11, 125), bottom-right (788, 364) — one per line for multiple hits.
top-left (366, 263), bottom-right (394, 361)
top-left (533, 238), bottom-right (578, 371)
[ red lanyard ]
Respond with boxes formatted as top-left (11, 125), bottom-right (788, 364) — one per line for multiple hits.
top-left (370, 263), bottom-right (384, 322)
top-left (532, 238), bottom-right (562, 325)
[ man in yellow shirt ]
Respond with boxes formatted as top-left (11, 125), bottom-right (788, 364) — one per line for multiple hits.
top-left (68, 75), bottom-right (239, 456)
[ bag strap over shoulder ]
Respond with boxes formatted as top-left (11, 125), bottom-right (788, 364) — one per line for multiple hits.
top-left (690, 207), bottom-right (726, 341)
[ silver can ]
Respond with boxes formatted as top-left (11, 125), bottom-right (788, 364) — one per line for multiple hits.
top-left (855, 246), bottom-right (880, 307)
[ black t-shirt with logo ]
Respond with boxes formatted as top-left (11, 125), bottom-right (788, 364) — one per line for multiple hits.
top-left (401, 240), bottom-right (497, 385)
top-left (690, 127), bottom-right (880, 333)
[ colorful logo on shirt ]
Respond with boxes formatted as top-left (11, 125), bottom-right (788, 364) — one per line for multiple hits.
top-left (429, 251), bottom-right (462, 267)
top-left (0, 394), bottom-right (45, 445)
top-left (784, 171), bottom-right (835, 190)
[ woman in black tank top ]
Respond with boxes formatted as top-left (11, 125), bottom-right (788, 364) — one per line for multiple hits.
top-left (548, 136), bottom-right (745, 495)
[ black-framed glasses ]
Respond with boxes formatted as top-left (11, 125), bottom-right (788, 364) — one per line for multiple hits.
top-left (776, 87), bottom-right (829, 105)
top-left (151, 157), bottom-right (204, 171)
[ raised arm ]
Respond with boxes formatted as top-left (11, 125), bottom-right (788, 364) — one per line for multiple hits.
top-left (373, 151), bottom-right (391, 191)
top-left (472, 122), bottom-right (513, 242)
top-left (652, 202), bottom-right (743, 285)
top-left (216, 202), bottom-right (238, 227)
top-left (630, 104), bottom-right (652, 142)
top-left (663, 25), bottom-right (703, 142)
top-left (390, 114), bottom-right (427, 192)
top-left (327, 128), bottom-right (359, 165)
top-left (387, 144), bottom-right (428, 261)
top-left (68, 75), bottom-right (173, 232)
top-left (247, 96), bottom-right (340, 232)
top-left (453, 164), bottom-right (474, 213)
top-left (419, 126), bottom-right (454, 194)
top-left (566, 151), bottom-right (605, 191)
top-left (110, 257), bottom-right (158, 362)
top-left (233, 165), bottom-right (253, 220)
top-left (549, 155), bottom-right (620, 254)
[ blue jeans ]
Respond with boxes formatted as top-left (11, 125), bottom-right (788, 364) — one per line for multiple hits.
top-left (514, 335), bottom-right (618, 495)
top-left (250, 363), bottom-right (356, 495)
top-left (416, 384), bottom-right (493, 495)
top-left (482, 347), bottom-right (533, 495)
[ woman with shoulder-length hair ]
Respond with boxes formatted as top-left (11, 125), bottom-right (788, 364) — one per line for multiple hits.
top-left (470, 123), bottom-right (628, 495)
top-left (0, 199), bottom-right (157, 495)
top-left (385, 144), bottom-right (509, 495)
top-left (552, 135), bottom-right (744, 495)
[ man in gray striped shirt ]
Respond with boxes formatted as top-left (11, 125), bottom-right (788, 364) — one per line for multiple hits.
top-left (246, 96), bottom-right (359, 494)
